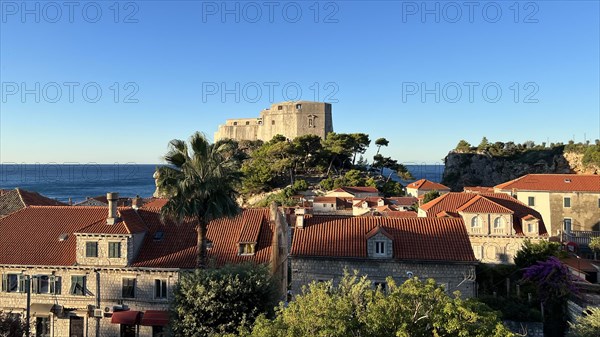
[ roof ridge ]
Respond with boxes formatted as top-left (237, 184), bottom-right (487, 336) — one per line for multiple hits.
top-left (14, 188), bottom-right (28, 207)
top-left (419, 192), bottom-right (451, 211)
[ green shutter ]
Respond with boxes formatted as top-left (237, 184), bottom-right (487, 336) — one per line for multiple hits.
top-left (1, 274), bottom-right (6, 292)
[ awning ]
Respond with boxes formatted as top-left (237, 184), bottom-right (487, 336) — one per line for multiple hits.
top-left (111, 310), bottom-right (141, 325)
top-left (30, 303), bottom-right (55, 316)
top-left (141, 310), bottom-right (169, 326)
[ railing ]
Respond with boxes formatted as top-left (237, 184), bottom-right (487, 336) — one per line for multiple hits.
top-left (562, 230), bottom-right (600, 246)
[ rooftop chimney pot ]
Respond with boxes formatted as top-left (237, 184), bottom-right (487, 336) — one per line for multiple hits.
top-left (106, 192), bottom-right (120, 225)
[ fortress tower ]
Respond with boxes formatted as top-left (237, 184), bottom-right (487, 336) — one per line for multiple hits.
top-left (214, 101), bottom-right (333, 142)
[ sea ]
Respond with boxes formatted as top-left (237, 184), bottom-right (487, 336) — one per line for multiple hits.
top-left (0, 164), bottom-right (445, 203)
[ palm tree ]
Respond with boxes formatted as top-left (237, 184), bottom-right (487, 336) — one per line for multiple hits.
top-left (156, 132), bottom-right (242, 268)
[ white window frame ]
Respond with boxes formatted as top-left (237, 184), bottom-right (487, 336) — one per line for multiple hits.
top-left (471, 216), bottom-right (481, 228)
top-left (2, 273), bottom-right (25, 293)
top-left (70, 275), bottom-right (86, 296)
top-left (563, 197), bottom-right (571, 208)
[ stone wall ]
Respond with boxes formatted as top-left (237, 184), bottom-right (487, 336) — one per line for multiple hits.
top-left (76, 234), bottom-right (130, 267)
top-left (214, 101), bottom-right (333, 142)
top-left (291, 257), bottom-right (476, 298)
top-left (469, 235), bottom-right (545, 264)
top-left (0, 266), bottom-right (178, 337)
top-left (550, 192), bottom-right (600, 232)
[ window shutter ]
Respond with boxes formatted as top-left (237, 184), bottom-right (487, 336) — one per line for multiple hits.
top-left (82, 276), bottom-right (87, 295)
top-left (70, 277), bottom-right (76, 295)
top-left (1, 274), bottom-right (6, 292)
top-left (18, 275), bottom-right (25, 292)
top-left (54, 276), bottom-right (62, 295)
top-left (32, 276), bottom-right (38, 294)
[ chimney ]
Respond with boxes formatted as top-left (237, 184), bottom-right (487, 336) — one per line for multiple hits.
top-left (295, 208), bottom-right (306, 229)
top-left (132, 195), bottom-right (144, 210)
top-left (106, 192), bottom-right (120, 225)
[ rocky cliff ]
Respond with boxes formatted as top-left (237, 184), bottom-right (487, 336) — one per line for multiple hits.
top-left (442, 147), bottom-right (599, 191)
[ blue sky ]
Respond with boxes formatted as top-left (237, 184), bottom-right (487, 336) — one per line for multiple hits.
top-left (1, 0), bottom-right (599, 164)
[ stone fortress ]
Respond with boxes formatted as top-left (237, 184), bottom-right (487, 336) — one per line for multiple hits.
top-left (214, 101), bottom-right (333, 142)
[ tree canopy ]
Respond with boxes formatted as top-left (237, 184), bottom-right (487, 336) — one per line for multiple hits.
top-left (247, 272), bottom-right (514, 337)
top-left (0, 311), bottom-right (26, 337)
top-left (568, 307), bottom-right (600, 337)
top-left (422, 190), bottom-right (441, 204)
top-left (171, 263), bottom-right (279, 337)
top-left (514, 240), bottom-right (561, 269)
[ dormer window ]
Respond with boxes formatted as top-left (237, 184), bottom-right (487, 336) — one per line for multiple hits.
top-left (206, 240), bottom-right (213, 249)
top-left (367, 226), bottom-right (393, 259)
top-left (296, 104), bottom-right (302, 110)
top-left (239, 243), bottom-right (255, 255)
top-left (153, 231), bottom-right (164, 241)
top-left (85, 242), bottom-right (98, 258)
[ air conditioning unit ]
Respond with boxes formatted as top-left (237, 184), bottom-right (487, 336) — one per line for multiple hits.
top-left (93, 309), bottom-right (103, 318)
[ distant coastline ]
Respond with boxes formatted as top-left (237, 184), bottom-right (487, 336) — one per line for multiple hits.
top-left (0, 164), bottom-right (444, 203)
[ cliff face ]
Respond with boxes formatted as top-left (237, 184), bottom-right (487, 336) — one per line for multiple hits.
top-left (442, 149), bottom-right (599, 191)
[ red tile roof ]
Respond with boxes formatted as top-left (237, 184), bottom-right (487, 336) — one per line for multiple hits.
top-left (132, 208), bottom-right (273, 268)
top-left (456, 195), bottom-right (514, 214)
top-left (141, 198), bottom-right (168, 209)
top-left (291, 216), bottom-right (475, 262)
top-left (76, 208), bottom-right (147, 235)
top-left (495, 174), bottom-right (600, 192)
top-left (0, 188), bottom-right (66, 217)
top-left (332, 186), bottom-right (380, 195)
top-left (463, 186), bottom-right (495, 193)
top-left (0, 206), bottom-right (108, 266)
top-left (420, 193), bottom-right (547, 235)
top-left (406, 179), bottom-right (450, 191)
top-left (387, 197), bottom-right (418, 206)
top-left (0, 205), bottom-right (275, 269)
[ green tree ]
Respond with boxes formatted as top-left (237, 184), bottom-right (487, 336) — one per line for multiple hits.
top-left (374, 137), bottom-right (389, 155)
top-left (172, 263), bottom-right (279, 337)
top-left (455, 140), bottom-right (471, 152)
top-left (322, 133), bottom-right (354, 175)
top-left (589, 237), bottom-right (600, 260)
top-left (378, 180), bottom-right (404, 197)
top-left (349, 133), bottom-right (371, 165)
top-left (514, 240), bottom-right (561, 269)
top-left (0, 310), bottom-right (26, 337)
top-left (248, 272), bottom-right (513, 337)
top-left (422, 190), bottom-right (441, 204)
top-left (478, 137), bottom-right (490, 152)
top-left (156, 132), bottom-right (242, 268)
top-left (291, 134), bottom-right (323, 173)
top-left (568, 307), bottom-right (600, 337)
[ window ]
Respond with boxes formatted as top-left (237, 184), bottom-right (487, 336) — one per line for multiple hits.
top-left (528, 196), bottom-right (535, 206)
top-left (153, 231), bottom-right (164, 241)
top-left (374, 241), bottom-right (386, 255)
top-left (120, 324), bottom-right (136, 337)
top-left (598, 198), bottom-right (600, 208)
top-left (33, 275), bottom-right (62, 294)
top-left (493, 217), bottom-right (504, 228)
top-left (471, 216), bottom-right (481, 228)
top-left (564, 218), bottom-right (572, 232)
top-left (277, 105), bottom-right (283, 110)
top-left (308, 118), bottom-right (313, 127)
top-left (109, 242), bottom-right (121, 258)
top-left (245, 121), bottom-right (250, 125)
top-left (85, 242), bottom-right (98, 258)
top-left (296, 104), bottom-right (302, 109)
top-left (527, 223), bottom-right (534, 233)
top-left (271, 120), bottom-right (275, 125)
top-left (1, 274), bottom-right (24, 292)
top-left (239, 243), bottom-right (255, 255)
top-left (70, 275), bottom-right (86, 296)
top-left (155, 279), bottom-right (168, 299)
top-left (233, 121), bottom-right (238, 125)
top-left (152, 326), bottom-right (165, 337)
top-left (36, 317), bottom-right (50, 337)
top-left (564, 197), bottom-right (571, 208)
top-left (122, 278), bottom-right (135, 298)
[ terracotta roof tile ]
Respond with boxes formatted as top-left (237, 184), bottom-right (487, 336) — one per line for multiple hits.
top-left (291, 216), bottom-right (475, 262)
top-left (76, 208), bottom-right (147, 235)
top-left (141, 198), bottom-right (168, 209)
top-left (0, 206), bottom-right (108, 266)
top-left (406, 179), bottom-right (450, 191)
top-left (456, 195), bottom-right (514, 214)
top-left (332, 186), bottom-right (380, 195)
top-left (420, 192), bottom-right (547, 235)
top-left (495, 174), bottom-right (600, 192)
top-left (0, 188), bottom-right (65, 217)
top-left (132, 208), bottom-right (273, 268)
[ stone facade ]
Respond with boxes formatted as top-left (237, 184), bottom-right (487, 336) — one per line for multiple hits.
top-left (469, 236), bottom-right (545, 264)
top-left (291, 258), bottom-right (476, 298)
top-left (214, 101), bottom-right (333, 142)
top-left (0, 266), bottom-right (176, 337)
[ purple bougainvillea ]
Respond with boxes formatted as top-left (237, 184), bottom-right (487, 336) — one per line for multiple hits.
top-left (522, 257), bottom-right (578, 303)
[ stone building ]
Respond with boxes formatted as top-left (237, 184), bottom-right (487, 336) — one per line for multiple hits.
top-left (419, 192), bottom-right (548, 264)
top-left (0, 193), bottom-right (288, 337)
top-left (0, 188), bottom-right (65, 218)
top-left (290, 214), bottom-right (477, 298)
top-left (214, 101), bottom-right (333, 142)
top-left (494, 174), bottom-right (600, 235)
top-left (405, 179), bottom-right (451, 199)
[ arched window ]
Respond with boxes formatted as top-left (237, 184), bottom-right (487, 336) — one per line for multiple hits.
top-left (471, 216), bottom-right (481, 228)
top-left (493, 217), bottom-right (504, 228)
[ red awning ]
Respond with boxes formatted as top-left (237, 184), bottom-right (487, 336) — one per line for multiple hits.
top-left (141, 310), bottom-right (170, 326)
top-left (111, 310), bottom-right (141, 325)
